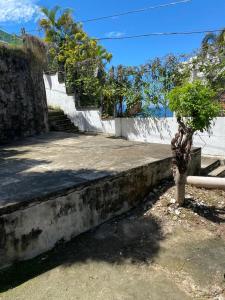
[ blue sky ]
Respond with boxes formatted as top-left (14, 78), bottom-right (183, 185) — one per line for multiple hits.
top-left (0, 0), bottom-right (224, 66)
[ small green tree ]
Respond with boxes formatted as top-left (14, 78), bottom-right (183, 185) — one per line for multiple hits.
top-left (168, 81), bottom-right (220, 206)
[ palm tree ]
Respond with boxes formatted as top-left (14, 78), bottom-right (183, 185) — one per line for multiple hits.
top-left (39, 6), bottom-right (83, 80)
top-left (201, 29), bottom-right (225, 56)
top-left (39, 6), bottom-right (81, 45)
top-left (217, 29), bottom-right (225, 51)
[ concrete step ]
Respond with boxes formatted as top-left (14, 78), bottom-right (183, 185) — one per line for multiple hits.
top-left (48, 111), bottom-right (65, 117)
top-left (208, 165), bottom-right (225, 178)
top-left (201, 157), bottom-right (221, 176)
top-left (48, 109), bottom-right (79, 133)
top-left (51, 118), bottom-right (73, 124)
top-left (52, 129), bottom-right (79, 134)
top-left (50, 121), bottom-right (74, 128)
top-left (48, 115), bottom-right (68, 121)
top-left (53, 127), bottom-right (79, 132)
top-left (50, 122), bottom-right (79, 129)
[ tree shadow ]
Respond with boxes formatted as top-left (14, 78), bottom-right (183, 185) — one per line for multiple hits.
top-left (130, 117), bottom-right (175, 142)
top-left (184, 197), bottom-right (225, 224)
top-left (0, 151), bottom-right (51, 178)
top-left (0, 180), bottom-right (172, 292)
top-left (0, 131), bottom-right (91, 148)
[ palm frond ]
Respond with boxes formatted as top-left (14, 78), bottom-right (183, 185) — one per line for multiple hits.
top-left (49, 6), bottom-right (60, 25)
top-left (40, 7), bottom-right (50, 18)
top-left (217, 29), bottom-right (225, 45)
top-left (201, 33), bottom-right (217, 48)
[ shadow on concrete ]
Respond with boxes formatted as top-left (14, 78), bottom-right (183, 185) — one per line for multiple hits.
top-left (184, 197), bottom-right (225, 224)
top-left (0, 180), bottom-right (172, 292)
top-left (0, 166), bottom-right (114, 215)
top-left (131, 117), bottom-right (173, 141)
top-left (0, 150), bottom-right (51, 177)
top-left (0, 131), bottom-right (95, 148)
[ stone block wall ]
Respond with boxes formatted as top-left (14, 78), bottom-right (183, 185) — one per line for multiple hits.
top-left (0, 46), bottom-right (48, 143)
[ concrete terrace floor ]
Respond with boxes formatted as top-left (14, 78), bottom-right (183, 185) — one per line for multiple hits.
top-left (0, 131), bottom-right (173, 214)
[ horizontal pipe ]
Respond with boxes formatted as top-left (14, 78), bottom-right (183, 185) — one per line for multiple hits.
top-left (187, 176), bottom-right (225, 190)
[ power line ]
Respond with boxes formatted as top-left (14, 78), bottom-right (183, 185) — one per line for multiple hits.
top-left (4, 0), bottom-right (192, 36)
top-left (1, 26), bottom-right (223, 42)
top-left (96, 29), bottom-right (223, 41)
top-left (3, 0), bottom-right (192, 36)
top-left (81, 0), bottom-right (192, 23)
top-left (11, 0), bottom-right (192, 35)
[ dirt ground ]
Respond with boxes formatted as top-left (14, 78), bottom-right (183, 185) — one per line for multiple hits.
top-left (0, 181), bottom-right (225, 300)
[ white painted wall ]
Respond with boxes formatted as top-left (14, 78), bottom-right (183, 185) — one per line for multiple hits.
top-left (44, 74), bottom-right (225, 158)
top-left (120, 117), bottom-right (225, 157)
top-left (44, 74), bottom-right (120, 136)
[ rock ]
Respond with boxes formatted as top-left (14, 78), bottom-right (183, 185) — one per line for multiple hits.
top-left (170, 198), bottom-right (176, 204)
top-left (168, 207), bottom-right (174, 213)
top-left (214, 296), bottom-right (225, 300)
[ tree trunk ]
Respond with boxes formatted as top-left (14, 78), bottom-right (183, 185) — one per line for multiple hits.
top-left (174, 167), bottom-right (187, 206)
top-left (171, 117), bottom-right (194, 206)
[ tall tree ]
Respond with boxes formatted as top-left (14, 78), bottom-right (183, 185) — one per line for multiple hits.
top-left (39, 6), bottom-right (81, 45)
top-left (39, 6), bottom-right (112, 104)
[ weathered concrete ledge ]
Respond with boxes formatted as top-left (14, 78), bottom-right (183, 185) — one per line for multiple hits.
top-left (0, 132), bottom-right (201, 269)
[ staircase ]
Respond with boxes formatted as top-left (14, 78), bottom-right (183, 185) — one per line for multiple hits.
top-left (201, 157), bottom-right (225, 178)
top-left (48, 108), bottom-right (79, 133)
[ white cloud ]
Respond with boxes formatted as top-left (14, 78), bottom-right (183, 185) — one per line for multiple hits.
top-left (105, 31), bottom-right (125, 38)
top-left (0, 0), bottom-right (40, 23)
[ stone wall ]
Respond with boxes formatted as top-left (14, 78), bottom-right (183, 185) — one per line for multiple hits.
top-left (0, 46), bottom-right (48, 143)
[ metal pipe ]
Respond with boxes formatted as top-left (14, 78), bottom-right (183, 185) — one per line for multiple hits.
top-left (186, 176), bottom-right (225, 190)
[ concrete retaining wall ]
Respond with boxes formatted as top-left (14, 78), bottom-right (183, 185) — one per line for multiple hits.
top-left (44, 74), bottom-right (225, 157)
top-left (0, 149), bottom-right (201, 269)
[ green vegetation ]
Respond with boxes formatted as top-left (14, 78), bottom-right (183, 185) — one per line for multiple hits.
top-left (182, 30), bottom-right (225, 97)
top-left (39, 6), bottom-right (112, 107)
top-left (168, 81), bottom-right (219, 131)
top-left (0, 31), bottom-right (46, 70)
top-left (39, 5), bottom-right (224, 119)
top-left (0, 30), bottom-right (22, 46)
top-left (168, 81), bottom-right (221, 205)
top-left (102, 55), bottom-right (183, 118)
top-left (39, 6), bottom-right (186, 115)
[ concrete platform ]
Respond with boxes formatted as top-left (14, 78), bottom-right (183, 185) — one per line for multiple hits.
top-left (0, 132), bottom-right (201, 269)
